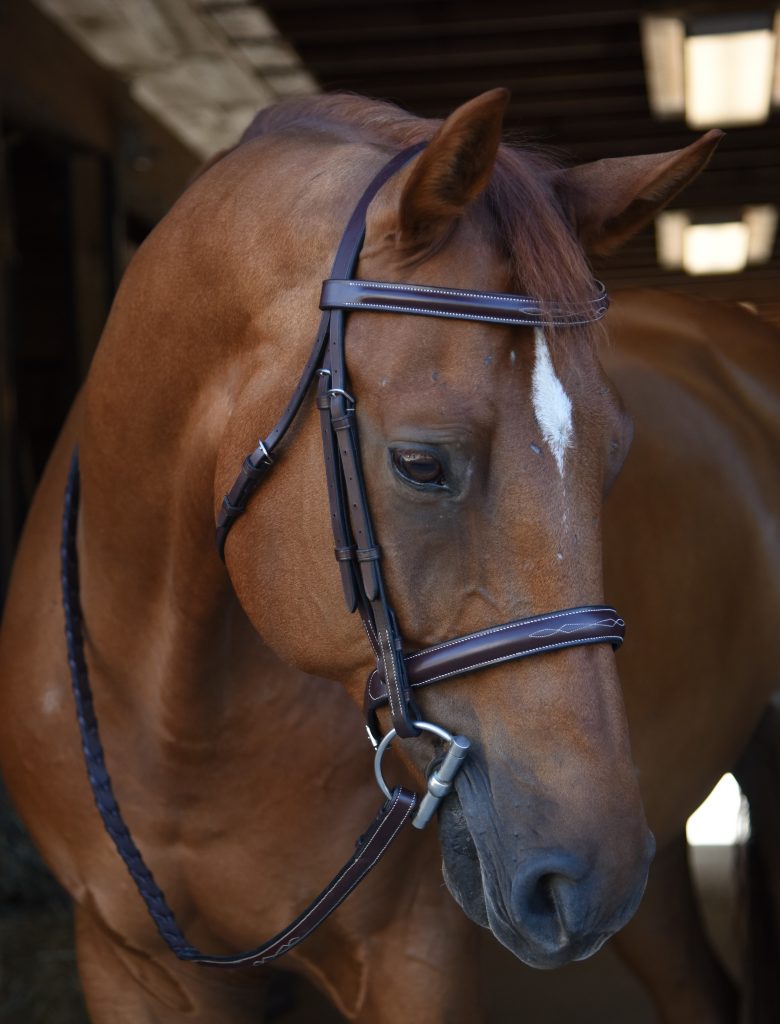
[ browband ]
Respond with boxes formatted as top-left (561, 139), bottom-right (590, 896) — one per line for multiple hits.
top-left (321, 278), bottom-right (609, 327)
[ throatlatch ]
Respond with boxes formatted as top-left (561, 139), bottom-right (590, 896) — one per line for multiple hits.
top-left (63, 142), bottom-right (622, 969)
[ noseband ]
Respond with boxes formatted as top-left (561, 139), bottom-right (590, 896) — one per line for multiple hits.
top-left (62, 143), bottom-right (622, 968)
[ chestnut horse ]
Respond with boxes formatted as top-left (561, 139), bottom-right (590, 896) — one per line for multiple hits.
top-left (0, 89), bottom-right (746, 1022)
top-left (602, 292), bottom-right (780, 1024)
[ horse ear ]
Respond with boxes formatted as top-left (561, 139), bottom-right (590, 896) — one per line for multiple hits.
top-left (397, 88), bottom-right (509, 254)
top-left (560, 130), bottom-right (723, 255)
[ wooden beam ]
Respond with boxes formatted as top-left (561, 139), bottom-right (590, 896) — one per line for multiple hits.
top-left (265, 0), bottom-right (741, 13)
top-left (265, 0), bottom-right (751, 34)
top-left (310, 64), bottom-right (645, 95)
top-left (289, 23), bottom-right (642, 57)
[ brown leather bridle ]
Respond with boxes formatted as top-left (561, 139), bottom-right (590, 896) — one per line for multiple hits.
top-left (217, 141), bottom-right (620, 745)
top-left (62, 143), bottom-right (623, 969)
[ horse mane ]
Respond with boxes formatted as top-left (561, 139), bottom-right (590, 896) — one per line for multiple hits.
top-left (239, 94), bottom-right (597, 329)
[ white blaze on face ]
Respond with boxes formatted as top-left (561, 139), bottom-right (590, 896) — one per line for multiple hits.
top-left (531, 328), bottom-right (573, 476)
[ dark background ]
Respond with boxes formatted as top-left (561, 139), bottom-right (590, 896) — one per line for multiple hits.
top-left (1, 1), bottom-right (774, 1019)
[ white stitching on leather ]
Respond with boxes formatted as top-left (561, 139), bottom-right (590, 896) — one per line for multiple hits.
top-left (382, 627), bottom-right (403, 724)
top-left (333, 279), bottom-right (606, 308)
top-left (366, 612), bottom-right (621, 702)
top-left (378, 629), bottom-right (398, 722)
top-left (346, 280), bottom-right (541, 304)
top-left (332, 301), bottom-right (599, 327)
top-left (404, 608), bottom-right (613, 661)
top-left (360, 616), bottom-right (380, 656)
top-left (251, 791), bottom-right (414, 965)
top-left (195, 789), bottom-right (414, 966)
top-left (529, 617), bottom-right (624, 639)
top-left (322, 280), bottom-right (607, 325)
top-left (367, 668), bottom-right (381, 701)
top-left (408, 635), bottom-right (623, 688)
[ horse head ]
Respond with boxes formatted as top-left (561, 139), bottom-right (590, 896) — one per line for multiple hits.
top-left (216, 91), bottom-right (720, 968)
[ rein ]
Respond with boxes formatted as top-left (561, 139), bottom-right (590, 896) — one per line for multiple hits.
top-left (62, 143), bottom-right (622, 968)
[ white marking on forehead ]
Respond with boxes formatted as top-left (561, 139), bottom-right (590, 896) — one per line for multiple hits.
top-left (531, 328), bottom-right (573, 476)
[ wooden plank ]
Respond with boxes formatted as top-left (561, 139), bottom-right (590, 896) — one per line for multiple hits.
top-left (32, 0), bottom-right (282, 158)
top-left (545, 127), bottom-right (780, 160)
top-left (323, 86), bottom-right (650, 117)
top-left (314, 77), bottom-right (647, 108)
top-left (264, 0), bottom-right (752, 23)
top-left (280, 18), bottom-right (638, 50)
top-left (309, 52), bottom-right (643, 82)
top-left (264, 0), bottom-right (646, 40)
top-left (210, 3), bottom-right (277, 37)
top-left (36, 0), bottom-right (182, 72)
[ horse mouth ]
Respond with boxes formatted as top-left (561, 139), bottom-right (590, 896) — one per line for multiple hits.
top-left (438, 790), bottom-right (491, 929)
top-left (436, 785), bottom-right (650, 969)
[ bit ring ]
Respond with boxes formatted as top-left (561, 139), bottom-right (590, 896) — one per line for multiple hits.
top-left (373, 720), bottom-right (454, 800)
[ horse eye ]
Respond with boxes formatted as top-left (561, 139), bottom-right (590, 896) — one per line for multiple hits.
top-left (392, 449), bottom-right (446, 487)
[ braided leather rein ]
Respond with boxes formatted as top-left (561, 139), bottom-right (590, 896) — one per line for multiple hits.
top-left (62, 143), bottom-right (622, 968)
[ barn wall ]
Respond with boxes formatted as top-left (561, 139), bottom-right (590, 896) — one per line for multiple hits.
top-left (0, 0), bottom-right (200, 600)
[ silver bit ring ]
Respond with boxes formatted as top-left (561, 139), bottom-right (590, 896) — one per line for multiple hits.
top-left (373, 721), bottom-right (471, 830)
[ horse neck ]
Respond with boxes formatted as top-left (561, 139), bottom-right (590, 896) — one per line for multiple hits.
top-left (76, 133), bottom-right (361, 721)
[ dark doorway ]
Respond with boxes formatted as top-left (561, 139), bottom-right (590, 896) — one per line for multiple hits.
top-left (1, 122), bottom-right (116, 601)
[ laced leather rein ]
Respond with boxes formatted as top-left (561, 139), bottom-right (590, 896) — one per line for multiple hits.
top-left (62, 143), bottom-right (622, 968)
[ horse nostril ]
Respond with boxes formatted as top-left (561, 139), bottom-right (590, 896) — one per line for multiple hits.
top-left (510, 855), bottom-right (585, 953)
top-left (526, 873), bottom-right (559, 922)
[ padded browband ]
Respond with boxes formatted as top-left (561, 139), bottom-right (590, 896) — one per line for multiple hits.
top-left (365, 606), bottom-right (625, 718)
top-left (321, 279), bottom-right (609, 326)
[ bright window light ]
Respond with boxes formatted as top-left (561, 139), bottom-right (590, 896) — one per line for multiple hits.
top-left (642, 13), bottom-right (779, 127)
top-left (641, 16), bottom-right (686, 118)
top-left (656, 205), bottom-right (777, 275)
top-left (685, 28), bottom-right (777, 128)
top-left (744, 204), bottom-right (779, 262)
top-left (683, 221), bottom-right (750, 274)
top-left (656, 210), bottom-right (689, 268)
top-left (687, 773), bottom-right (750, 846)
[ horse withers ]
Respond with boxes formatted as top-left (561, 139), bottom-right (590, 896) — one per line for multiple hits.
top-left (0, 90), bottom-right (722, 1021)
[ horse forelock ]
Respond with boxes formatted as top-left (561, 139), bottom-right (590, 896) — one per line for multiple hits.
top-left (239, 94), bottom-right (599, 348)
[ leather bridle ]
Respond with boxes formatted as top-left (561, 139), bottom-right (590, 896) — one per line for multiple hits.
top-left (216, 143), bottom-right (616, 740)
top-left (61, 143), bottom-right (623, 968)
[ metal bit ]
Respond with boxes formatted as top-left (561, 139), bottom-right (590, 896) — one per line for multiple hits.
top-left (412, 735), bottom-right (471, 830)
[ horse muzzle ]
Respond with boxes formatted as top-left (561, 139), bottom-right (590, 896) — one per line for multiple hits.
top-left (498, 838), bottom-right (654, 968)
top-left (438, 777), bottom-right (655, 969)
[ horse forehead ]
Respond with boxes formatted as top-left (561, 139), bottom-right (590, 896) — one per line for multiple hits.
top-left (348, 317), bottom-right (584, 437)
top-left (347, 311), bottom-right (536, 386)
